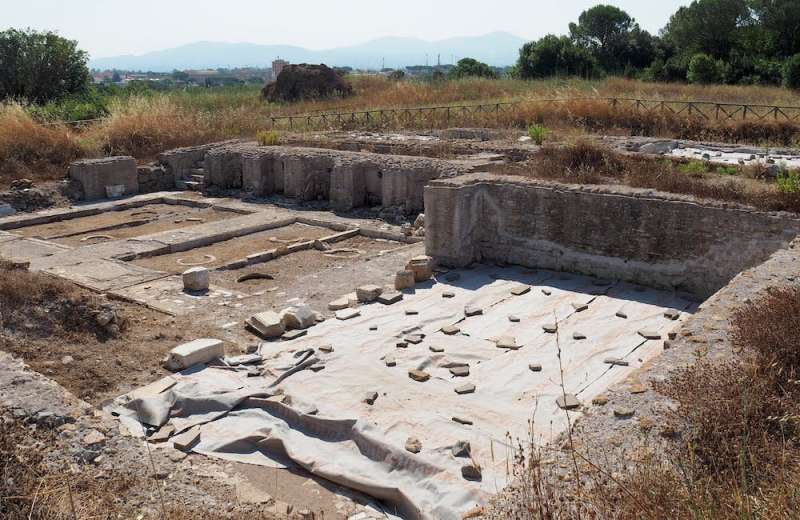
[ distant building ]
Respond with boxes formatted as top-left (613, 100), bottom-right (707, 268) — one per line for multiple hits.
top-left (272, 59), bottom-right (289, 81)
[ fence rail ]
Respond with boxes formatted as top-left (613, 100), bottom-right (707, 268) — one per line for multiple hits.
top-left (45, 97), bottom-right (800, 129)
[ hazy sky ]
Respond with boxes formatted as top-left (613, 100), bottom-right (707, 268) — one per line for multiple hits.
top-left (6, 1), bottom-right (691, 58)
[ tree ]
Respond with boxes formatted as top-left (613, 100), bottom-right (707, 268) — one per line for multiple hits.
top-left (0, 28), bottom-right (90, 104)
top-left (783, 54), bottom-right (800, 89)
top-left (749, 0), bottom-right (800, 57)
top-left (664, 0), bottom-right (750, 59)
top-left (516, 35), bottom-right (600, 79)
top-left (569, 4), bottom-right (638, 73)
top-left (448, 58), bottom-right (497, 80)
top-left (687, 53), bottom-right (722, 83)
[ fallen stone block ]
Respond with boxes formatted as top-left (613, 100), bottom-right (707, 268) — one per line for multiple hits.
top-left (429, 345), bottom-right (445, 353)
top-left (449, 365), bottom-right (470, 377)
top-left (638, 330), bottom-right (662, 340)
top-left (182, 267), bottom-right (210, 292)
top-left (405, 437), bottom-right (422, 453)
top-left (394, 270), bottom-right (416, 290)
top-left (163, 338), bottom-right (224, 371)
top-left (377, 291), bottom-right (403, 305)
top-left (405, 255), bottom-right (433, 282)
top-left (172, 427), bottom-right (201, 451)
top-left (556, 393), bottom-right (581, 410)
top-left (510, 284), bottom-right (531, 296)
top-left (336, 308), bottom-right (361, 320)
top-left (328, 296), bottom-right (351, 311)
top-left (282, 329), bottom-right (308, 341)
top-left (408, 369), bottom-right (430, 382)
top-left (356, 284), bottom-right (383, 303)
top-left (455, 383), bottom-right (476, 395)
top-left (464, 306), bottom-right (483, 317)
top-left (461, 463), bottom-right (482, 481)
top-left (280, 302), bottom-right (316, 330)
top-left (529, 363), bottom-right (542, 372)
top-left (441, 325), bottom-right (460, 336)
top-left (496, 336), bottom-right (519, 350)
top-left (247, 311), bottom-right (285, 338)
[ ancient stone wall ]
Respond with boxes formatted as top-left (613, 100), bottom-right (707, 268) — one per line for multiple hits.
top-left (425, 173), bottom-right (800, 297)
top-left (199, 143), bottom-right (467, 212)
top-left (68, 156), bottom-right (138, 200)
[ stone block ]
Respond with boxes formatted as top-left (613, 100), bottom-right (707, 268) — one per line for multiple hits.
top-left (163, 338), bottom-right (224, 371)
top-left (247, 311), bottom-right (285, 338)
top-left (280, 302), bottom-right (316, 330)
top-left (356, 284), bottom-right (383, 303)
top-left (394, 270), bottom-right (416, 290)
top-left (68, 156), bottom-right (138, 200)
top-left (182, 267), bottom-right (209, 292)
top-left (405, 255), bottom-right (433, 282)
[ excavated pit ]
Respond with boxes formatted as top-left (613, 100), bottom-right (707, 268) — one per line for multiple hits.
top-left (4, 136), bottom-right (800, 519)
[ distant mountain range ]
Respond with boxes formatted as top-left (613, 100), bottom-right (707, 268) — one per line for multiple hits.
top-left (88, 32), bottom-right (527, 72)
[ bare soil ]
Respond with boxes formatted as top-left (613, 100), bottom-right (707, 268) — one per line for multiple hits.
top-left (17, 203), bottom-right (240, 246)
top-left (210, 235), bottom-right (409, 293)
top-left (131, 223), bottom-right (364, 274)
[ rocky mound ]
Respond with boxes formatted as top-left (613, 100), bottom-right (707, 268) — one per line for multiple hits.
top-left (262, 63), bottom-right (353, 103)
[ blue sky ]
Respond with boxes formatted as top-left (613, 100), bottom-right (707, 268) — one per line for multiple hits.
top-left (6, 0), bottom-right (691, 58)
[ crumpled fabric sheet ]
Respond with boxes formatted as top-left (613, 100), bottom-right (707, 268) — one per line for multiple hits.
top-left (113, 266), bottom-right (694, 519)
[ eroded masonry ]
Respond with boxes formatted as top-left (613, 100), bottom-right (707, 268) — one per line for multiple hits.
top-left (3, 134), bottom-right (800, 519)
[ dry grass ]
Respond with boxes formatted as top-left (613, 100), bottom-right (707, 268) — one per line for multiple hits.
top-left (492, 140), bottom-right (800, 213)
top-left (3, 76), bottom-right (800, 188)
top-left (490, 286), bottom-right (800, 519)
top-left (0, 104), bottom-right (85, 185)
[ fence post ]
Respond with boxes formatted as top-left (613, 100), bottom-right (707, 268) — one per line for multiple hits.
top-left (742, 105), bottom-right (747, 120)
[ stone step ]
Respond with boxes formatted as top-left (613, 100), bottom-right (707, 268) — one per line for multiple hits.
top-left (176, 180), bottom-right (202, 191)
top-left (190, 168), bottom-right (206, 176)
top-left (190, 174), bottom-right (206, 183)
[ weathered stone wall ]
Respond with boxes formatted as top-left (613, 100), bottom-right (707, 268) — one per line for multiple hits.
top-left (228, 143), bottom-right (467, 211)
top-left (137, 165), bottom-right (174, 193)
top-left (425, 173), bottom-right (800, 297)
top-left (68, 156), bottom-right (138, 200)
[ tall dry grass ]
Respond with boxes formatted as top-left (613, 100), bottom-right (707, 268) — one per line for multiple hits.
top-left (0, 104), bottom-right (86, 185)
top-left (3, 76), bottom-right (800, 188)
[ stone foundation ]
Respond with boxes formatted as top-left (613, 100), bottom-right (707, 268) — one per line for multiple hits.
top-left (68, 156), bottom-right (138, 200)
top-left (425, 173), bottom-right (800, 297)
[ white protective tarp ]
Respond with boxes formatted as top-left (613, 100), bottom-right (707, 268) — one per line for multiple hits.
top-left (114, 266), bottom-right (693, 519)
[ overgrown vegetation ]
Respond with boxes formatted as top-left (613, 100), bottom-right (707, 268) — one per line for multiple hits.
top-left (256, 130), bottom-right (280, 146)
top-left (3, 76), bottom-right (800, 188)
top-left (494, 140), bottom-right (800, 212)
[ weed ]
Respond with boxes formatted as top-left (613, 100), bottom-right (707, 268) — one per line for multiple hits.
top-left (527, 124), bottom-right (549, 145)
top-left (777, 167), bottom-right (799, 193)
top-left (256, 129), bottom-right (280, 146)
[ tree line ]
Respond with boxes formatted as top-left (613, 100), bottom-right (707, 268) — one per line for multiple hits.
top-left (513, 0), bottom-right (800, 87)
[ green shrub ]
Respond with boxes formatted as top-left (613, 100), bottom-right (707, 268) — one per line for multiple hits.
top-left (256, 130), bottom-right (280, 146)
top-left (783, 54), bottom-right (800, 90)
top-left (527, 124), bottom-right (549, 145)
top-left (777, 167), bottom-right (799, 193)
top-left (687, 53), bottom-right (722, 84)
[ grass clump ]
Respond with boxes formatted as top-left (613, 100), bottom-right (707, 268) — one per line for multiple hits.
top-left (777, 167), bottom-right (799, 193)
top-left (256, 129), bottom-right (280, 146)
top-left (527, 124), bottom-right (549, 145)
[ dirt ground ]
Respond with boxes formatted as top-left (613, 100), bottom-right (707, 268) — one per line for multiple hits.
top-left (210, 235), bottom-right (411, 293)
top-left (0, 295), bottom-right (215, 405)
top-left (17, 203), bottom-right (240, 246)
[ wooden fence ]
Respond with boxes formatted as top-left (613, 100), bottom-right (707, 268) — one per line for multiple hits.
top-left (48, 97), bottom-right (800, 129)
